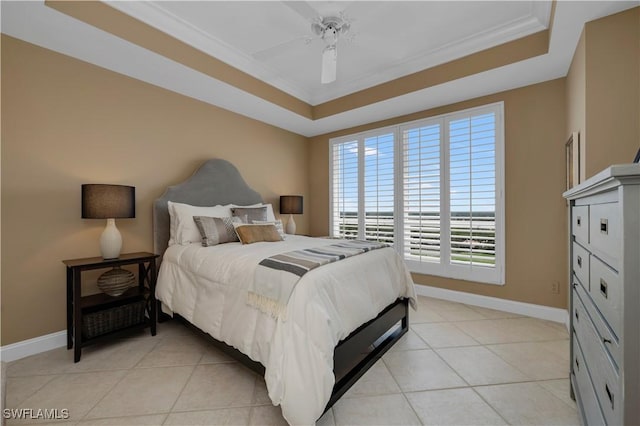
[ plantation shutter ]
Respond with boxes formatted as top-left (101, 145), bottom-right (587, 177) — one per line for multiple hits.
top-left (448, 112), bottom-right (497, 267)
top-left (329, 102), bottom-right (503, 285)
top-left (331, 139), bottom-right (359, 239)
top-left (364, 132), bottom-right (395, 244)
top-left (402, 122), bottom-right (441, 264)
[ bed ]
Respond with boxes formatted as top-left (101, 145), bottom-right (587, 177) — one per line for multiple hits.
top-left (153, 159), bottom-right (416, 425)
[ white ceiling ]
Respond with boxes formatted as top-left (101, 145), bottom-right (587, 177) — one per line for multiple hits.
top-left (107, 1), bottom-right (552, 104)
top-left (2, 1), bottom-right (639, 137)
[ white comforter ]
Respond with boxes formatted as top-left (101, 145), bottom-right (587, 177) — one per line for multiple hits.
top-left (156, 236), bottom-right (416, 425)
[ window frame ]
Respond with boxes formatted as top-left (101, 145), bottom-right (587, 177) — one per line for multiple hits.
top-left (329, 102), bottom-right (505, 285)
top-left (329, 125), bottom-right (398, 241)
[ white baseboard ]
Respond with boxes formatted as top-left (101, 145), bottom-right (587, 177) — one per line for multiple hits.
top-left (414, 284), bottom-right (570, 326)
top-left (0, 330), bottom-right (66, 363)
top-left (0, 286), bottom-right (571, 362)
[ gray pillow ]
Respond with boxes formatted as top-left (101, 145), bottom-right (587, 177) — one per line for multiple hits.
top-left (193, 216), bottom-right (242, 247)
top-left (231, 206), bottom-right (268, 223)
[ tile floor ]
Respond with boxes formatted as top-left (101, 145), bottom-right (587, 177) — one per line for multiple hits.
top-left (4, 296), bottom-right (579, 425)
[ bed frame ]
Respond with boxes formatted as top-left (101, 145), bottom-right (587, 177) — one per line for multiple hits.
top-left (153, 158), bottom-right (409, 413)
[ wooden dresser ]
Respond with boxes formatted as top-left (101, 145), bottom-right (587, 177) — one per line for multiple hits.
top-left (563, 164), bottom-right (640, 425)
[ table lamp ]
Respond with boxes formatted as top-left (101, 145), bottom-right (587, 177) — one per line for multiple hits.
top-left (82, 184), bottom-right (135, 259)
top-left (82, 184), bottom-right (136, 296)
top-left (280, 195), bottom-right (303, 235)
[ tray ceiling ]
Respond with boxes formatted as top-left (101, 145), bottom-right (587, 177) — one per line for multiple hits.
top-left (108, 1), bottom-right (552, 104)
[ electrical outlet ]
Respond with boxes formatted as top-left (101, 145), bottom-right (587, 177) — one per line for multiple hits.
top-left (551, 281), bottom-right (560, 294)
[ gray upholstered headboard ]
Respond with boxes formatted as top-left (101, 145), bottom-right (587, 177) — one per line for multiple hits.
top-left (153, 159), bottom-right (263, 263)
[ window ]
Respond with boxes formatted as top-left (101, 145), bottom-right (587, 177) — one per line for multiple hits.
top-left (330, 129), bottom-right (395, 244)
top-left (330, 103), bottom-right (504, 285)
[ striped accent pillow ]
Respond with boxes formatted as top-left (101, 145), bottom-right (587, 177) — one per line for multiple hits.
top-left (193, 216), bottom-right (242, 247)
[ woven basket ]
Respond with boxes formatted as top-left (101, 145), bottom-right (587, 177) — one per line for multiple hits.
top-left (97, 266), bottom-right (136, 296)
top-left (82, 300), bottom-right (145, 339)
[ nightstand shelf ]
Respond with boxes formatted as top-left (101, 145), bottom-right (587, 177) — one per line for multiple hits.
top-left (80, 287), bottom-right (147, 311)
top-left (63, 252), bottom-right (159, 362)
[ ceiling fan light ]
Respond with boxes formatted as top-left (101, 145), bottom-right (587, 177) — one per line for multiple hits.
top-left (321, 45), bottom-right (337, 84)
top-left (322, 24), bottom-right (338, 45)
top-left (311, 22), bottom-right (324, 36)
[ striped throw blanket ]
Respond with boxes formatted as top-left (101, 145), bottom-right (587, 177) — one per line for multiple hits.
top-left (248, 240), bottom-right (388, 318)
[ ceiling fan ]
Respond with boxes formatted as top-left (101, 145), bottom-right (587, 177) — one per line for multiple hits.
top-left (253, 2), bottom-right (356, 85)
top-left (312, 16), bottom-right (350, 84)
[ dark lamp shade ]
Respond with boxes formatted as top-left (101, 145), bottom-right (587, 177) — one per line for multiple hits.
top-left (82, 184), bottom-right (135, 219)
top-left (280, 195), bottom-right (303, 215)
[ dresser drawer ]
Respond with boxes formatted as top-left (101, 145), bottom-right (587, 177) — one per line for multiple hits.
top-left (589, 255), bottom-right (622, 339)
top-left (572, 205), bottom-right (589, 244)
top-left (574, 284), bottom-right (621, 369)
top-left (573, 336), bottom-right (606, 426)
top-left (578, 297), bottom-right (622, 426)
top-left (572, 286), bottom-right (587, 342)
top-left (572, 242), bottom-right (590, 288)
top-left (589, 202), bottom-right (620, 269)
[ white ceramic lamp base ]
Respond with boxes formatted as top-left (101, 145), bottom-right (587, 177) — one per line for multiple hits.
top-left (100, 218), bottom-right (122, 259)
top-left (285, 214), bottom-right (297, 235)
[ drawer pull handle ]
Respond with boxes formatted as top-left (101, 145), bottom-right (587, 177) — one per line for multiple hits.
top-left (577, 256), bottom-right (582, 268)
top-left (605, 383), bottom-right (614, 409)
top-left (600, 219), bottom-right (608, 235)
top-left (575, 357), bottom-right (580, 371)
top-left (575, 310), bottom-right (579, 321)
top-left (577, 216), bottom-right (582, 226)
top-left (600, 278), bottom-right (608, 299)
top-left (603, 338), bottom-right (612, 345)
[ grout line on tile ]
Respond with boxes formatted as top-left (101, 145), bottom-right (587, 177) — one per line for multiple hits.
top-left (166, 364), bottom-right (198, 415)
top-left (381, 354), bottom-right (409, 391)
top-left (400, 391), bottom-right (425, 425)
top-left (536, 379), bottom-right (579, 411)
top-left (470, 380), bottom-right (579, 421)
top-left (421, 347), bottom-right (472, 388)
top-left (469, 385), bottom-right (511, 425)
top-left (130, 336), bottom-right (164, 369)
top-left (483, 340), bottom-right (570, 381)
top-left (247, 405), bottom-right (257, 425)
top-left (405, 327), bottom-right (433, 350)
top-left (448, 333), bottom-right (570, 346)
top-left (78, 368), bottom-right (138, 421)
top-left (5, 374), bottom-right (60, 408)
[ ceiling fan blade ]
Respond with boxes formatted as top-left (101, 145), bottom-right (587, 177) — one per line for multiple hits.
top-left (341, 1), bottom-right (380, 21)
top-left (252, 36), bottom-right (313, 61)
top-left (321, 45), bottom-right (337, 84)
top-left (282, 1), bottom-right (320, 23)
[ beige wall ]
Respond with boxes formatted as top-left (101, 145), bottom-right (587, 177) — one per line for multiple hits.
top-left (3, 7), bottom-right (639, 347)
top-left (583, 7), bottom-right (640, 177)
top-left (1, 36), bottom-right (310, 345)
top-left (309, 79), bottom-right (569, 309)
top-left (566, 30), bottom-right (586, 182)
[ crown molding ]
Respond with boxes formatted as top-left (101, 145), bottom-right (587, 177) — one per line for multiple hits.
top-left (310, 12), bottom-right (549, 104)
top-left (106, 0), bottom-right (314, 103)
top-left (106, 0), bottom-right (550, 106)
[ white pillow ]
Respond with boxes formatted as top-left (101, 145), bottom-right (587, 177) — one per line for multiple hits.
top-left (231, 203), bottom-right (276, 222)
top-left (168, 201), bottom-right (232, 245)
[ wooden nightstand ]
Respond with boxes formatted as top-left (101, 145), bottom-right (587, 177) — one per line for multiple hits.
top-left (62, 252), bottom-right (159, 362)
